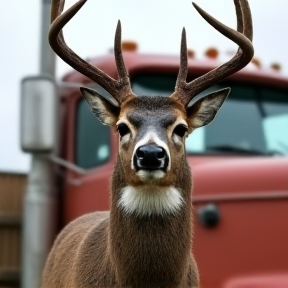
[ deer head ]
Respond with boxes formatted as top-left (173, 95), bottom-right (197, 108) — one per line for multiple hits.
top-left (49, 0), bottom-right (253, 216)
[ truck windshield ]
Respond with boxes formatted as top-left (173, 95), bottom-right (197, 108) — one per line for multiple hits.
top-left (132, 73), bottom-right (288, 156)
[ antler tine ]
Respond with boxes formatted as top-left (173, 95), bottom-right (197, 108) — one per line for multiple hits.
top-left (50, 0), bottom-right (64, 24)
top-left (49, 0), bottom-right (135, 104)
top-left (239, 0), bottom-right (253, 41)
top-left (175, 28), bottom-right (188, 91)
top-left (172, 0), bottom-right (254, 106)
top-left (234, 0), bottom-right (243, 34)
top-left (114, 21), bottom-right (129, 84)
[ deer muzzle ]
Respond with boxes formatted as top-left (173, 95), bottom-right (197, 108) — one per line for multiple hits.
top-left (134, 144), bottom-right (169, 171)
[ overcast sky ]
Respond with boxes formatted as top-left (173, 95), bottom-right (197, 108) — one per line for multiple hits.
top-left (1, 0), bottom-right (287, 173)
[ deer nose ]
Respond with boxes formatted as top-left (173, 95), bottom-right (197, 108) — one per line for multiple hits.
top-left (134, 144), bottom-right (168, 171)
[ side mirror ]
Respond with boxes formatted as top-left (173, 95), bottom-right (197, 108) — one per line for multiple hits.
top-left (20, 76), bottom-right (57, 153)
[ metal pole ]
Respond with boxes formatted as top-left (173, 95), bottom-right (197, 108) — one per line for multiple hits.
top-left (21, 0), bottom-right (57, 287)
top-left (40, 0), bottom-right (56, 75)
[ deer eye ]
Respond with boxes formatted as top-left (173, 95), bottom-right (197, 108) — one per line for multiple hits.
top-left (117, 123), bottom-right (130, 137)
top-left (173, 124), bottom-right (188, 138)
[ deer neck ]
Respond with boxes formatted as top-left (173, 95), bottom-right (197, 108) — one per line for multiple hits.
top-left (108, 157), bottom-right (193, 286)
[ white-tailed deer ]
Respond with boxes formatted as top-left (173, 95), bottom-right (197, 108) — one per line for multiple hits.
top-left (42, 0), bottom-right (253, 287)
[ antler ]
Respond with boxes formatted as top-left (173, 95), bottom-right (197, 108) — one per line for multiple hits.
top-left (171, 0), bottom-right (254, 106)
top-left (49, 0), bottom-right (136, 105)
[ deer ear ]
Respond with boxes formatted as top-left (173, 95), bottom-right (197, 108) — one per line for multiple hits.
top-left (187, 88), bottom-right (230, 129)
top-left (80, 87), bottom-right (120, 126)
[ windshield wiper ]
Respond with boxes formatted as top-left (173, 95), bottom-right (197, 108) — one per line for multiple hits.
top-left (206, 145), bottom-right (283, 156)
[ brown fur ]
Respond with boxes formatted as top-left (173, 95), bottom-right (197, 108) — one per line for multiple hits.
top-left (41, 164), bottom-right (199, 288)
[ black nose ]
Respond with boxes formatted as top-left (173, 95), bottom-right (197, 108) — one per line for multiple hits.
top-left (134, 144), bottom-right (168, 171)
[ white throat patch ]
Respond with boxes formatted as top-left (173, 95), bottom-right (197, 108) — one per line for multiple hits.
top-left (118, 186), bottom-right (184, 216)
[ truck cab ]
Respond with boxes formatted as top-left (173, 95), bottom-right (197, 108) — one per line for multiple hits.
top-left (55, 46), bottom-right (288, 287)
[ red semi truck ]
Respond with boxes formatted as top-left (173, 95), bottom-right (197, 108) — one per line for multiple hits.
top-left (56, 45), bottom-right (288, 287)
top-left (20, 44), bottom-right (288, 288)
